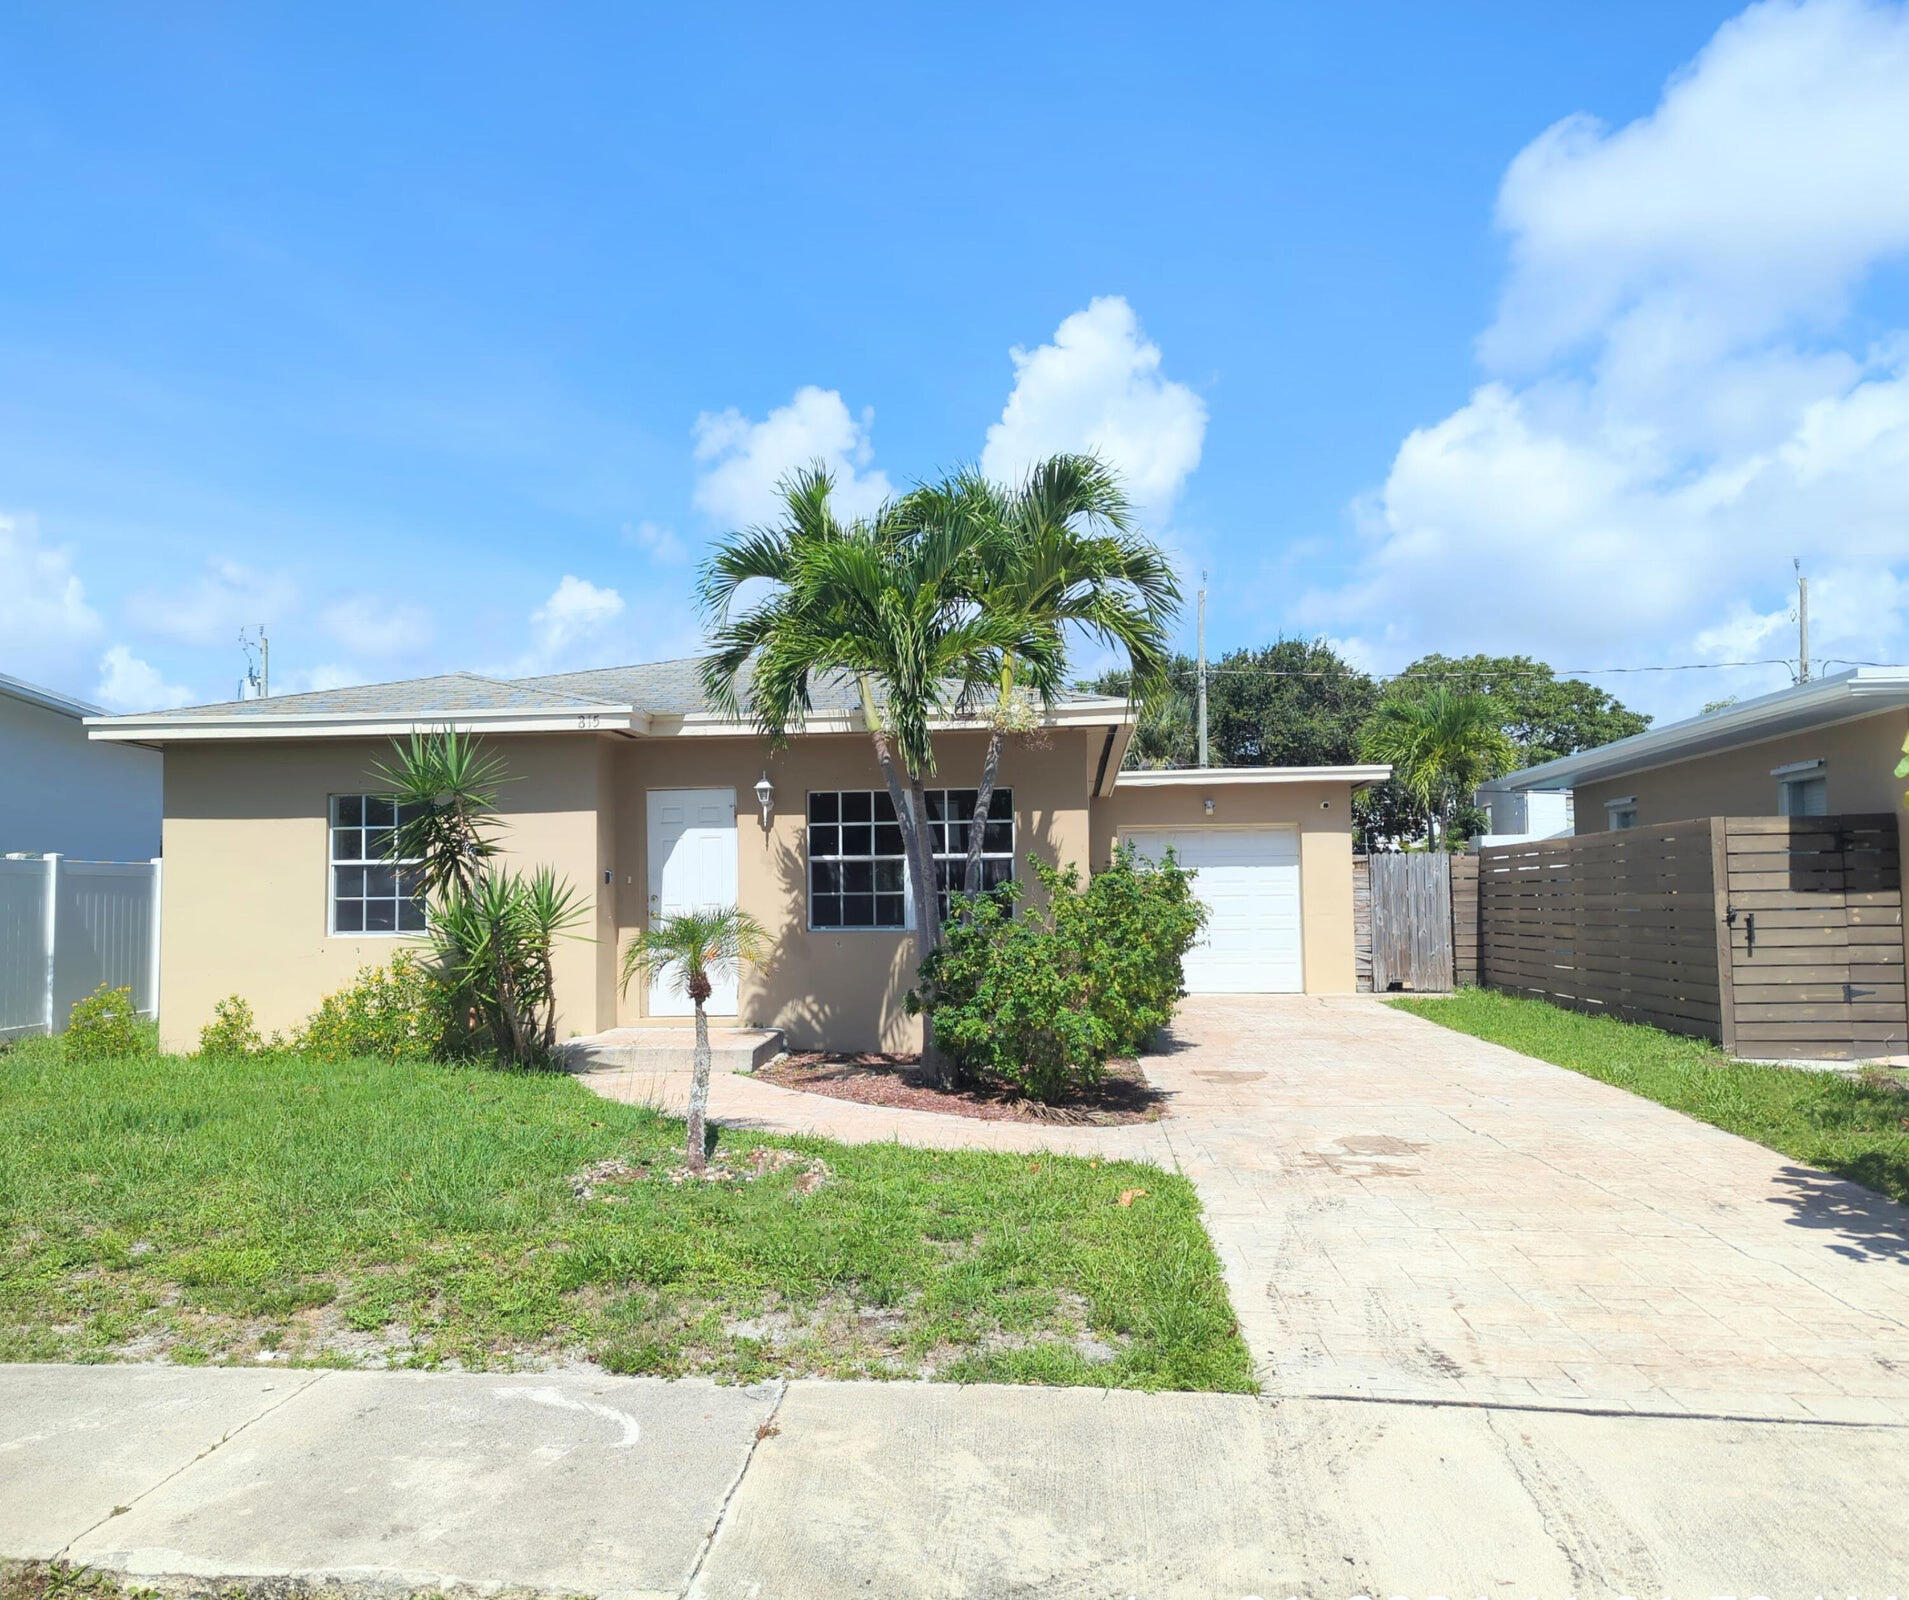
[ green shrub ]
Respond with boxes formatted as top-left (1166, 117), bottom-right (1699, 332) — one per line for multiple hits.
top-left (198, 995), bottom-right (266, 1058)
top-left (296, 950), bottom-right (457, 1063)
top-left (1056, 844), bottom-right (1207, 1055)
top-left (911, 847), bottom-right (1208, 1101)
top-left (63, 984), bottom-right (145, 1060)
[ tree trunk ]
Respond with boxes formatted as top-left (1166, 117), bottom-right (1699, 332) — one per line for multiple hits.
top-left (962, 726), bottom-right (1004, 898)
top-left (686, 999), bottom-right (711, 1174)
top-left (857, 677), bottom-right (952, 1083)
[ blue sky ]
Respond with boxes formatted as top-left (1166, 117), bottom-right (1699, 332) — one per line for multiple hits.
top-left (5, 1), bottom-right (1908, 720)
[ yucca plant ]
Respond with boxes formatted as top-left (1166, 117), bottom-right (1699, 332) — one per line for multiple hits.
top-left (619, 907), bottom-right (767, 1173)
top-left (377, 730), bottom-right (585, 1065)
top-left (373, 728), bottom-right (509, 897)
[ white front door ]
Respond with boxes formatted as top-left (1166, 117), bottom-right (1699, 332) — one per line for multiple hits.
top-left (645, 788), bottom-right (739, 1016)
top-left (1122, 827), bottom-right (1305, 994)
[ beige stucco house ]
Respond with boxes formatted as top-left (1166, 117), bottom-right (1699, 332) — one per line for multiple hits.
top-left (87, 658), bottom-right (1388, 1053)
top-left (1492, 667), bottom-right (1909, 831)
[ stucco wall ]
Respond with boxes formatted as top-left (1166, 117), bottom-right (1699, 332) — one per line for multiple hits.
top-left (1573, 709), bottom-right (1908, 830)
top-left (609, 727), bottom-right (1096, 1051)
top-left (3, 694), bottom-right (161, 860)
top-left (1090, 780), bottom-right (1362, 994)
top-left (158, 735), bottom-right (611, 1050)
top-left (157, 726), bottom-right (1366, 1055)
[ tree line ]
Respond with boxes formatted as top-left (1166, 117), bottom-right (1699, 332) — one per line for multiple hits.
top-left (1087, 643), bottom-right (1651, 850)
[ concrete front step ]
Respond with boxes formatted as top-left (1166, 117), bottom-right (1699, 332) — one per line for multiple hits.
top-left (559, 1024), bottom-right (785, 1076)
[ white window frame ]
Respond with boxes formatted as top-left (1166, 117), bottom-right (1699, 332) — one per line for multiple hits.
top-left (1604, 796), bottom-right (1639, 831)
top-left (328, 793), bottom-right (428, 938)
top-left (805, 787), bottom-right (1015, 932)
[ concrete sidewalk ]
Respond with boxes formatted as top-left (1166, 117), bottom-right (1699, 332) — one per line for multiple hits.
top-left (4, 1364), bottom-right (1903, 1598)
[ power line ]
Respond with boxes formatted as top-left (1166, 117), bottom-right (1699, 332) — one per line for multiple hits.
top-left (1154, 658), bottom-right (1801, 683)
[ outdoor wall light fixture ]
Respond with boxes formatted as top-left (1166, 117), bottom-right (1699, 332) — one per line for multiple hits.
top-left (1203, 798), bottom-right (1216, 816)
top-left (754, 773), bottom-right (775, 829)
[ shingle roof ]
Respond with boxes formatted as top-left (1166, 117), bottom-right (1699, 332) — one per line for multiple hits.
top-left (515, 657), bottom-right (867, 716)
top-left (129, 671), bottom-right (621, 723)
top-left (105, 657), bottom-right (1115, 725)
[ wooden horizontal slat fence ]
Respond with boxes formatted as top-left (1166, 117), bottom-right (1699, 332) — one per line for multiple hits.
top-left (1722, 814), bottom-right (1905, 1060)
top-left (1477, 819), bottom-right (1722, 1037)
top-left (1450, 854), bottom-right (1479, 987)
top-left (1475, 814), bottom-right (1909, 1060)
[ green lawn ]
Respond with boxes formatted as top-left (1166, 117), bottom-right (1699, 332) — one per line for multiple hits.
top-left (1393, 988), bottom-right (1909, 1205)
top-left (0, 1041), bottom-right (1251, 1391)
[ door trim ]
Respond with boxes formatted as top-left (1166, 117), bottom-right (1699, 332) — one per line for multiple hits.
top-left (644, 786), bottom-right (740, 1017)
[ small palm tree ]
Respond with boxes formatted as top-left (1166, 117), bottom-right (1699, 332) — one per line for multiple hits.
top-left (1360, 687), bottom-right (1515, 848)
top-left (620, 907), bottom-right (768, 1173)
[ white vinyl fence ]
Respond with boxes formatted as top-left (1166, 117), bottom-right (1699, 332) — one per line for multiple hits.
top-left (0, 854), bottom-right (161, 1040)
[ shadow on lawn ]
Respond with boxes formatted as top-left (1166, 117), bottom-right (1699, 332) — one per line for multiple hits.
top-left (1767, 1164), bottom-right (1909, 1264)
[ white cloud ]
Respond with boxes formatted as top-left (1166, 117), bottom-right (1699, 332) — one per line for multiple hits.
top-left (692, 387), bottom-right (893, 528)
top-left (135, 558), bottom-right (299, 647)
top-left (1484, 0), bottom-right (1909, 372)
top-left (281, 663), bottom-right (371, 695)
top-left (320, 596), bottom-right (434, 659)
top-left (622, 519), bottom-right (687, 564)
top-left (0, 513), bottom-right (100, 663)
top-left (95, 646), bottom-right (192, 711)
top-left (513, 575), bottom-right (626, 674)
top-left (980, 296), bottom-right (1206, 527)
top-left (1298, 0), bottom-right (1909, 718)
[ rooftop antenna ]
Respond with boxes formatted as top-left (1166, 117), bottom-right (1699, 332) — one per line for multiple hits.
top-left (1794, 559), bottom-right (1809, 683)
top-left (239, 624), bottom-right (270, 700)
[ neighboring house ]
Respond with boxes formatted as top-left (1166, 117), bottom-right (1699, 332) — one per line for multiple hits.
top-left (1490, 666), bottom-right (1909, 831)
top-left (1473, 783), bottom-right (1574, 846)
top-left (2, 671), bottom-right (161, 860)
top-left (87, 658), bottom-right (1389, 1052)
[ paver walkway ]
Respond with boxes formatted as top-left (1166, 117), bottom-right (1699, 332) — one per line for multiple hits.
top-left (586, 994), bottom-right (1909, 1422)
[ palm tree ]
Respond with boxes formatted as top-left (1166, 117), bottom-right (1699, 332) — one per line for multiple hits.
top-left (698, 465), bottom-right (1056, 1081)
top-left (620, 907), bottom-right (767, 1173)
top-left (1360, 687), bottom-right (1515, 848)
top-left (911, 457), bottom-right (1179, 895)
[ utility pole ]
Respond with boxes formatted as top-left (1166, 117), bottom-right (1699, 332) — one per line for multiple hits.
top-left (240, 624), bottom-right (271, 699)
top-left (1196, 573), bottom-right (1209, 769)
top-left (1795, 559), bottom-right (1810, 683)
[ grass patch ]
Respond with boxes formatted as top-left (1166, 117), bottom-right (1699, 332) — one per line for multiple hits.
top-left (0, 1039), bottom-right (1250, 1392)
top-left (1392, 988), bottom-right (1909, 1204)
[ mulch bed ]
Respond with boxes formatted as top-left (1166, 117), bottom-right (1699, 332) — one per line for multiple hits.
top-left (755, 1052), bottom-right (1169, 1125)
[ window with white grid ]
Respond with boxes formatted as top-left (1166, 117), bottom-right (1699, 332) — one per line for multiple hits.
top-left (806, 787), bottom-right (1014, 930)
top-left (329, 795), bottom-right (428, 934)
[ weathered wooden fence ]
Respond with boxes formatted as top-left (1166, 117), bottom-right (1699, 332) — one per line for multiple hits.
top-left (1475, 814), bottom-right (1907, 1060)
top-left (1370, 852), bottom-right (1453, 991)
top-left (1353, 852), bottom-right (1475, 993)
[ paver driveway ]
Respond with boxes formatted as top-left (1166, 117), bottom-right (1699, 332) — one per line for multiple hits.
top-left (1152, 996), bottom-right (1909, 1422)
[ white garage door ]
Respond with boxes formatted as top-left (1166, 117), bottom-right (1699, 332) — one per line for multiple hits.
top-left (1122, 827), bottom-right (1304, 993)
